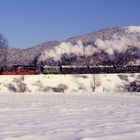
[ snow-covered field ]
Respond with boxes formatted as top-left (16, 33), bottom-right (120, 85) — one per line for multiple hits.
top-left (0, 93), bottom-right (140, 140)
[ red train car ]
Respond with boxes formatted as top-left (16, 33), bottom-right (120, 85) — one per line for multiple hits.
top-left (1, 66), bottom-right (37, 75)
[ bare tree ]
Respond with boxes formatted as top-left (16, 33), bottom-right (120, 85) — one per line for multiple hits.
top-left (0, 33), bottom-right (8, 66)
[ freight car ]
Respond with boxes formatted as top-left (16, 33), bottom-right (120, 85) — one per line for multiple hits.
top-left (43, 65), bottom-right (90, 74)
top-left (43, 65), bottom-right (140, 74)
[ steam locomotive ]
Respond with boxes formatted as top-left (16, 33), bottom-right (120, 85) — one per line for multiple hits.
top-left (0, 65), bottom-right (139, 75)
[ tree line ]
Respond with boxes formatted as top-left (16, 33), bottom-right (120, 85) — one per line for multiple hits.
top-left (0, 33), bottom-right (8, 66)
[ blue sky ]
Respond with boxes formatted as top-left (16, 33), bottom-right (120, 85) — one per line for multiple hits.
top-left (0, 0), bottom-right (140, 48)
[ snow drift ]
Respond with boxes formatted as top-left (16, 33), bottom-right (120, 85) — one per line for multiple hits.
top-left (0, 74), bottom-right (139, 93)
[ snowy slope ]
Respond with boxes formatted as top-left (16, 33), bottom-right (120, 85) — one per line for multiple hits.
top-left (0, 74), bottom-right (139, 93)
top-left (4, 26), bottom-right (140, 66)
top-left (1, 94), bottom-right (140, 140)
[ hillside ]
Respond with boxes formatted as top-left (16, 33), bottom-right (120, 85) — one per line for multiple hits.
top-left (6, 41), bottom-right (59, 66)
top-left (3, 26), bottom-right (140, 67)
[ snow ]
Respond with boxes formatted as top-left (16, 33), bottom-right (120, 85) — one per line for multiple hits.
top-left (0, 93), bottom-right (140, 140)
top-left (0, 74), bottom-right (139, 93)
top-left (125, 26), bottom-right (140, 33)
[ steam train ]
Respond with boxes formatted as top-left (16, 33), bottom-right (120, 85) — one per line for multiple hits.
top-left (0, 65), bottom-right (139, 75)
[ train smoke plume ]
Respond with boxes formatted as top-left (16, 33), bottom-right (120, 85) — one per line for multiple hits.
top-left (38, 41), bottom-right (97, 61)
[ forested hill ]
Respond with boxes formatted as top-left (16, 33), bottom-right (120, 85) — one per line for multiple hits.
top-left (1, 26), bottom-right (140, 67)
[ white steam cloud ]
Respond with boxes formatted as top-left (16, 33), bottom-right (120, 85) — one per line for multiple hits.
top-left (95, 35), bottom-right (140, 55)
top-left (39, 41), bottom-right (97, 61)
